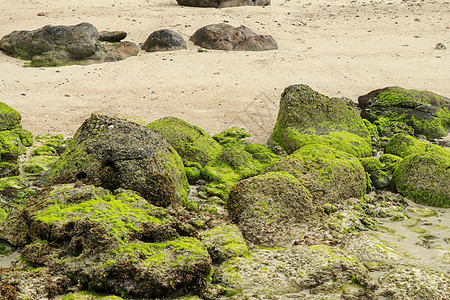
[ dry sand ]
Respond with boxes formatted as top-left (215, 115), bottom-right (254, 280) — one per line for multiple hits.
top-left (0, 0), bottom-right (449, 143)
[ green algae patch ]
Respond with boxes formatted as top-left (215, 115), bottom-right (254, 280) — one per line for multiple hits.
top-left (359, 157), bottom-right (383, 174)
top-left (147, 117), bottom-right (222, 166)
top-left (359, 87), bottom-right (450, 139)
top-left (212, 127), bottom-right (251, 146)
top-left (199, 224), bottom-right (249, 263)
top-left (0, 207), bottom-right (7, 222)
top-left (0, 102), bottom-right (22, 131)
top-left (270, 84), bottom-right (372, 157)
top-left (385, 133), bottom-right (450, 159)
top-left (393, 152), bottom-right (450, 207)
top-left (61, 291), bottom-right (124, 300)
top-left (35, 191), bottom-right (164, 239)
top-left (379, 154), bottom-right (403, 174)
top-left (23, 155), bottom-right (59, 177)
top-left (264, 144), bottom-right (366, 204)
top-left (35, 133), bottom-right (67, 154)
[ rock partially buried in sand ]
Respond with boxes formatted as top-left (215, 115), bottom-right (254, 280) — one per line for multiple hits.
top-left (177, 0), bottom-right (270, 8)
top-left (0, 23), bottom-right (138, 67)
top-left (190, 23), bottom-right (277, 51)
top-left (141, 29), bottom-right (187, 52)
top-left (45, 114), bottom-right (189, 207)
top-left (99, 30), bottom-right (127, 42)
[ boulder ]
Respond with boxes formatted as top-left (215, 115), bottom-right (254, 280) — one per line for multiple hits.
top-left (227, 172), bottom-right (316, 245)
top-left (264, 144), bottom-right (367, 205)
top-left (176, 0), bottom-right (270, 8)
top-left (146, 116), bottom-right (221, 166)
top-left (4, 185), bottom-right (212, 298)
top-left (1, 23), bottom-right (138, 67)
top-left (385, 133), bottom-right (450, 158)
top-left (269, 84), bottom-right (372, 157)
top-left (214, 245), bottom-right (371, 298)
top-left (393, 152), bottom-right (450, 207)
top-left (0, 102), bottom-right (21, 131)
top-left (199, 224), bottom-right (248, 263)
top-left (0, 22), bottom-right (99, 60)
top-left (46, 114), bottom-right (189, 207)
top-left (141, 29), bottom-right (187, 52)
top-left (358, 87), bottom-right (450, 139)
top-left (99, 30), bottom-right (127, 42)
top-left (190, 23), bottom-right (277, 51)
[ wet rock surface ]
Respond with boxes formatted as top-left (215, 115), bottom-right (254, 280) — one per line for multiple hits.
top-left (176, 0), bottom-right (270, 8)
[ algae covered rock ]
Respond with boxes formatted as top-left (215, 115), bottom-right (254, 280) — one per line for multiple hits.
top-left (359, 87), bottom-right (450, 139)
top-left (270, 84), bottom-right (372, 157)
top-left (264, 144), bottom-right (366, 205)
top-left (214, 245), bottom-right (370, 298)
top-left (385, 133), bottom-right (450, 158)
top-left (0, 102), bottom-right (22, 131)
top-left (199, 224), bottom-right (248, 263)
top-left (18, 185), bottom-right (212, 298)
top-left (227, 172), bottom-right (316, 245)
top-left (46, 114), bottom-right (189, 207)
top-left (377, 267), bottom-right (450, 299)
top-left (393, 152), bottom-right (450, 207)
top-left (147, 116), bottom-right (221, 166)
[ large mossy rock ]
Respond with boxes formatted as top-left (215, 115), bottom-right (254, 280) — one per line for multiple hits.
top-left (227, 172), bottom-right (317, 245)
top-left (5, 185), bottom-right (212, 298)
top-left (385, 133), bottom-right (450, 158)
top-left (264, 144), bottom-right (366, 205)
top-left (270, 84), bottom-right (372, 157)
top-left (214, 245), bottom-right (371, 298)
top-left (46, 114), bottom-right (189, 207)
top-left (146, 116), bottom-right (221, 166)
top-left (393, 152), bottom-right (450, 207)
top-left (0, 102), bottom-right (22, 131)
top-left (359, 87), bottom-right (450, 139)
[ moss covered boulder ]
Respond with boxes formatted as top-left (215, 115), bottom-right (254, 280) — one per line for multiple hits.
top-left (199, 224), bottom-right (248, 263)
top-left (0, 102), bottom-right (22, 131)
top-left (393, 152), bottom-right (450, 207)
top-left (214, 245), bottom-right (371, 298)
top-left (227, 172), bottom-right (317, 245)
top-left (201, 128), bottom-right (279, 200)
top-left (264, 144), bottom-right (366, 205)
top-left (146, 116), bottom-right (222, 166)
top-left (269, 84), bottom-right (372, 157)
top-left (46, 114), bottom-right (189, 207)
top-left (385, 133), bottom-right (450, 158)
top-left (359, 87), bottom-right (450, 139)
top-left (0, 127), bottom-right (33, 177)
top-left (8, 185), bottom-right (212, 298)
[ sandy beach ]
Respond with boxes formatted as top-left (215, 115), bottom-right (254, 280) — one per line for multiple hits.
top-left (0, 0), bottom-right (449, 143)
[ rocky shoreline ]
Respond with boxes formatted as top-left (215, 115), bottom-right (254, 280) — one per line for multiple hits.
top-left (0, 83), bottom-right (449, 299)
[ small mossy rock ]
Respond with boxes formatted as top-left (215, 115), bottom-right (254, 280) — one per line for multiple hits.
top-left (147, 116), bottom-right (221, 166)
top-left (141, 29), bottom-right (187, 52)
top-left (202, 143), bottom-right (279, 200)
top-left (99, 30), bottom-right (127, 42)
top-left (0, 129), bottom-right (29, 162)
top-left (0, 22), bottom-right (99, 60)
top-left (370, 169), bottom-right (390, 189)
top-left (214, 245), bottom-right (369, 298)
top-left (46, 114), bottom-right (189, 207)
top-left (185, 166), bottom-right (201, 183)
top-left (270, 84), bottom-right (372, 157)
top-left (359, 157), bottom-right (383, 174)
top-left (22, 155), bottom-right (59, 178)
top-left (36, 133), bottom-right (67, 154)
top-left (0, 209), bottom-right (29, 246)
top-left (379, 153), bottom-right (403, 174)
top-left (29, 50), bottom-right (71, 67)
top-left (199, 224), bottom-right (248, 264)
top-left (393, 152), bottom-right (450, 207)
top-left (0, 161), bottom-right (19, 177)
top-left (385, 133), bottom-right (450, 158)
top-left (212, 127), bottom-right (251, 146)
top-left (176, 0), bottom-right (269, 8)
top-left (377, 267), bottom-right (450, 299)
top-left (264, 144), bottom-right (366, 205)
top-left (0, 102), bottom-right (21, 131)
top-left (359, 87), bottom-right (450, 139)
top-left (190, 23), bottom-right (277, 51)
top-left (32, 145), bottom-right (57, 156)
top-left (21, 185), bottom-right (212, 298)
top-left (227, 172), bottom-right (316, 245)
